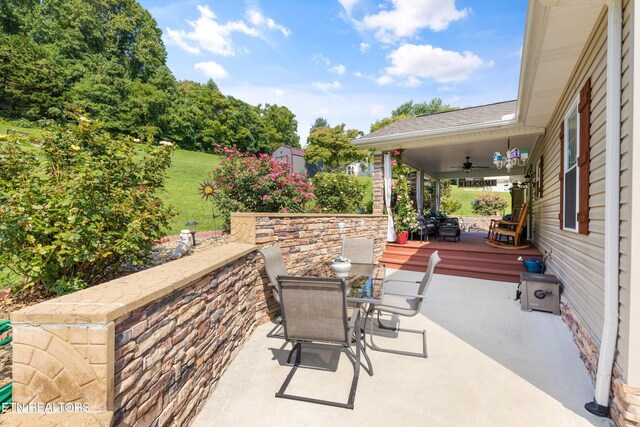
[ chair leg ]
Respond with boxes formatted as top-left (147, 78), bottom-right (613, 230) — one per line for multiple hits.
top-left (368, 311), bottom-right (427, 358)
top-left (266, 316), bottom-right (285, 339)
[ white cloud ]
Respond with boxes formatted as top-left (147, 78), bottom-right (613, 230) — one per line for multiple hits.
top-left (400, 76), bottom-right (421, 87)
top-left (375, 75), bottom-right (395, 86)
top-left (328, 64), bottom-right (346, 75)
top-left (312, 81), bottom-right (342, 91)
top-left (312, 53), bottom-right (331, 66)
top-left (194, 61), bottom-right (229, 79)
top-left (353, 71), bottom-right (363, 77)
top-left (273, 88), bottom-right (285, 97)
top-left (360, 42), bottom-right (370, 53)
top-left (437, 84), bottom-right (457, 92)
top-left (339, 0), bottom-right (360, 16)
top-left (358, 0), bottom-right (470, 43)
top-left (385, 43), bottom-right (490, 83)
top-left (246, 9), bottom-right (291, 37)
top-left (165, 4), bottom-right (288, 56)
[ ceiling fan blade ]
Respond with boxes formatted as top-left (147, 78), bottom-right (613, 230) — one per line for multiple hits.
top-left (472, 166), bottom-right (491, 169)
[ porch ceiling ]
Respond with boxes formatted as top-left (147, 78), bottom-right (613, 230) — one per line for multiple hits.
top-left (518, 1), bottom-right (605, 128)
top-left (402, 132), bottom-right (538, 179)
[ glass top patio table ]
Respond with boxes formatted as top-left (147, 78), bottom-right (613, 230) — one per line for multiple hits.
top-left (301, 262), bottom-right (384, 305)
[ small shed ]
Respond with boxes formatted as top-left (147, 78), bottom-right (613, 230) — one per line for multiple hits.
top-left (272, 145), bottom-right (306, 175)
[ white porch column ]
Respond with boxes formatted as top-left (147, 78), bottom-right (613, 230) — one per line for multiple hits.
top-left (383, 152), bottom-right (396, 242)
top-left (416, 171), bottom-right (424, 214)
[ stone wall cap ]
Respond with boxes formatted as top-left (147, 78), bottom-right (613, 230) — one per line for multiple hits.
top-left (11, 242), bottom-right (257, 325)
top-left (230, 213), bottom-right (387, 218)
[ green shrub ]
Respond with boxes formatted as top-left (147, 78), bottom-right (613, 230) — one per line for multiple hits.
top-left (204, 146), bottom-right (314, 229)
top-left (312, 173), bottom-right (365, 213)
top-left (0, 118), bottom-right (174, 295)
top-left (440, 197), bottom-right (462, 215)
top-left (471, 193), bottom-right (509, 216)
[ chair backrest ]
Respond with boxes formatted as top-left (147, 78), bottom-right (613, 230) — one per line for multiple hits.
top-left (278, 276), bottom-right (348, 344)
top-left (417, 251), bottom-right (442, 299)
top-left (514, 202), bottom-right (529, 233)
top-left (509, 205), bottom-right (523, 222)
top-left (258, 245), bottom-right (288, 303)
top-left (341, 237), bottom-right (374, 264)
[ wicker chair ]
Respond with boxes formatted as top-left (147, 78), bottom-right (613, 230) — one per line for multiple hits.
top-left (341, 237), bottom-right (374, 264)
top-left (369, 251), bottom-right (441, 358)
top-left (275, 276), bottom-right (369, 409)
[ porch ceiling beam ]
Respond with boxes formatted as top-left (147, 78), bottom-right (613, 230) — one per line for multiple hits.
top-left (433, 167), bottom-right (526, 180)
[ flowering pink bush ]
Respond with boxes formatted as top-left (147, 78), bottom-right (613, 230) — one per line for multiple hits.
top-left (208, 145), bottom-right (314, 228)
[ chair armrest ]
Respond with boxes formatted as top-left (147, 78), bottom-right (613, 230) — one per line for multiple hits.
top-left (384, 291), bottom-right (425, 299)
top-left (383, 279), bottom-right (421, 285)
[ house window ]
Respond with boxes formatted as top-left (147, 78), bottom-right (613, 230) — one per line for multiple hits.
top-left (563, 98), bottom-right (579, 231)
top-left (346, 164), bottom-right (356, 175)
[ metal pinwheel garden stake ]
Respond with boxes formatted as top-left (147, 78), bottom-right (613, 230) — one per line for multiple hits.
top-left (199, 180), bottom-right (219, 242)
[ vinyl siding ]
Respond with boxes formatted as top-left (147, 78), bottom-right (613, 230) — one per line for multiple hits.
top-left (529, 3), bottom-right (633, 378)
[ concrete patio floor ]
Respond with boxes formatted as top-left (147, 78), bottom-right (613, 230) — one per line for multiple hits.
top-left (194, 270), bottom-right (610, 427)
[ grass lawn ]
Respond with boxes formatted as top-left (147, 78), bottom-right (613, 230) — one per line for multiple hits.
top-left (356, 176), bottom-right (373, 207)
top-left (449, 186), bottom-right (512, 216)
top-left (162, 149), bottom-right (220, 235)
top-left (0, 119), bottom-right (48, 138)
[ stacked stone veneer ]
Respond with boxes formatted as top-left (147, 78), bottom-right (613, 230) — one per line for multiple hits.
top-left (230, 213), bottom-right (388, 271)
top-left (372, 154), bottom-right (384, 215)
top-left (561, 298), bottom-right (640, 426)
top-left (111, 252), bottom-right (263, 426)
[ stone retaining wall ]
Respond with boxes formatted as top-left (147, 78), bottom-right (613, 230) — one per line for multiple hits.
top-left (112, 252), bottom-right (263, 426)
top-left (459, 215), bottom-right (501, 231)
top-left (230, 213), bottom-right (388, 270)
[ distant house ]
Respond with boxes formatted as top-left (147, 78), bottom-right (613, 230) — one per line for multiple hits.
top-left (272, 145), bottom-right (306, 175)
top-left (345, 162), bottom-right (371, 177)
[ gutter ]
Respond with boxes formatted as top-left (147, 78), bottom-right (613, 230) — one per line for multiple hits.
top-left (585, 0), bottom-right (622, 417)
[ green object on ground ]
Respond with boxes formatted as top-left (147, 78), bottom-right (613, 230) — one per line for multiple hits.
top-left (0, 383), bottom-right (11, 405)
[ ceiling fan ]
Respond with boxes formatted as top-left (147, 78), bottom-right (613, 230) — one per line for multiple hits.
top-left (450, 156), bottom-right (491, 174)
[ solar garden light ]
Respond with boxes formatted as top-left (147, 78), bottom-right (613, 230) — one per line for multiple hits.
top-left (185, 221), bottom-right (198, 246)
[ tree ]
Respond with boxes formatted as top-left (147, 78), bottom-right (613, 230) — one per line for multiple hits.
top-left (310, 117), bottom-right (329, 132)
top-left (259, 103), bottom-right (300, 150)
top-left (392, 98), bottom-right (457, 117)
top-left (304, 124), bottom-right (366, 171)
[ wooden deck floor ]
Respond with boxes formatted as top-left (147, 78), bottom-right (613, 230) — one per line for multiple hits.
top-left (380, 232), bottom-right (543, 283)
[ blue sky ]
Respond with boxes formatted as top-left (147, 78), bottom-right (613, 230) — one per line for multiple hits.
top-left (140, 0), bottom-right (527, 142)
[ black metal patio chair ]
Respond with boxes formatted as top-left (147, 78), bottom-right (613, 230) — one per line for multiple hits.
top-left (275, 276), bottom-right (369, 409)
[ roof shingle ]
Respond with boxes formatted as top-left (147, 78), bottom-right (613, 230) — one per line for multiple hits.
top-left (359, 100), bottom-right (517, 141)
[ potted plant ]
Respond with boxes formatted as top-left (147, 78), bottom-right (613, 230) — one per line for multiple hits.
top-left (332, 256), bottom-right (352, 278)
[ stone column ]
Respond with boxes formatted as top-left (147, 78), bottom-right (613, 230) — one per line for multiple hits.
top-left (435, 179), bottom-right (441, 212)
top-left (409, 171), bottom-right (417, 204)
top-left (372, 154), bottom-right (384, 214)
